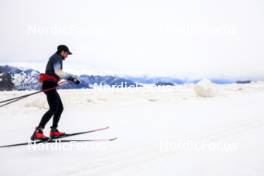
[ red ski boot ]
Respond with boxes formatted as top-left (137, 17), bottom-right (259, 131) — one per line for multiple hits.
top-left (31, 128), bottom-right (49, 141)
top-left (50, 128), bottom-right (66, 139)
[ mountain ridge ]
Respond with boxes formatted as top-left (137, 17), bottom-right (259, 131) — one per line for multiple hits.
top-left (0, 65), bottom-right (139, 90)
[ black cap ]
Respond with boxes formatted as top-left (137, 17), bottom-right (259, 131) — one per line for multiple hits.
top-left (57, 45), bottom-right (72, 55)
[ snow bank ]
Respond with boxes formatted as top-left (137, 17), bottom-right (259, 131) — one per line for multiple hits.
top-left (0, 83), bottom-right (264, 176)
top-left (194, 79), bottom-right (217, 97)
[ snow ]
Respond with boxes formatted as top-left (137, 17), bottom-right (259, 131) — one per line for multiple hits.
top-left (0, 83), bottom-right (264, 176)
top-left (194, 79), bottom-right (217, 97)
top-left (0, 73), bottom-right (3, 82)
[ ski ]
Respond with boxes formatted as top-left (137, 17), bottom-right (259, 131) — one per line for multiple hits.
top-left (0, 126), bottom-right (110, 148)
top-left (48, 137), bottom-right (117, 143)
top-left (51, 126), bottom-right (109, 139)
top-left (0, 137), bottom-right (117, 148)
top-left (0, 138), bottom-right (50, 148)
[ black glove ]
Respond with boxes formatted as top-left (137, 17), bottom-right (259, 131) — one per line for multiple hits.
top-left (73, 78), bottom-right (80, 85)
top-left (68, 77), bottom-right (80, 85)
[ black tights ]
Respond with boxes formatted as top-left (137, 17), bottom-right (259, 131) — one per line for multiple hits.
top-left (38, 82), bottom-right (63, 129)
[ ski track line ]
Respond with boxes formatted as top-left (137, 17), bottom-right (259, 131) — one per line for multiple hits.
top-left (92, 119), bottom-right (264, 175)
top-left (27, 143), bottom-right (157, 176)
top-left (52, 144), bottom-right (164, 176)
top-left (35, 118), bottom-right (264, 176)
top-left (199, 118), bottom-right (264, 142)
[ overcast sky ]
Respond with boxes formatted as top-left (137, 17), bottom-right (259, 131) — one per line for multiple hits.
top-left (0, 0), bottom-right (264, 79)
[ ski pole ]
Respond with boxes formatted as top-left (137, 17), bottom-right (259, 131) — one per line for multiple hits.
top-left (0, 91), bottom-right (40, 104)
top-left (0, 81), bottom-right (67, 104)
top-left (0, 81), bottom-right (66, 108)
top-left (0, 81), bottom-right (64, 103)
top-left (0, 95), bottom-right (30, 107)
top-left (0, 81), bottom-right (66, 107)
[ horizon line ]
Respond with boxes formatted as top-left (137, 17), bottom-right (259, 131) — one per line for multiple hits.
top-left (0, 62), bottom-right (263, 81)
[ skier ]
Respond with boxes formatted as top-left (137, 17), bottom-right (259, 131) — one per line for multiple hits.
top-left (31, 45), bottom-right (80, 140)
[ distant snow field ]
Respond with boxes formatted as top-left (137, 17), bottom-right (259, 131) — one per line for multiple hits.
top-left (0, 82), bottom-right (264, 176)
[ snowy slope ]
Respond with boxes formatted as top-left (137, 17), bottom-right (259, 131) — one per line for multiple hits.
top-left (0, 83), bottom-right (264, 176)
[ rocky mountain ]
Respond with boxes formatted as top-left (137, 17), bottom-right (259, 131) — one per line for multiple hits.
top-left (124, 75), bottom-right (186, 85)
top-left (125, 76), bottom-right (240, 85)
top-left (155, 81), bottom-right (175, 86)
top-left (79, 75), bottom-right (139, 88)
top-left (0, 72), bottom-right (15, 91)
top-left (0, 65), bottom-right (139, 90)
top-left (0, 65), bottom-right (40, 90)
top-left (0, 65), bottom-right (251, 91)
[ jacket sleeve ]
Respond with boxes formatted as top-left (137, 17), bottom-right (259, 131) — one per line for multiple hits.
top-left (54, 60), bottom-right (75, 80)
